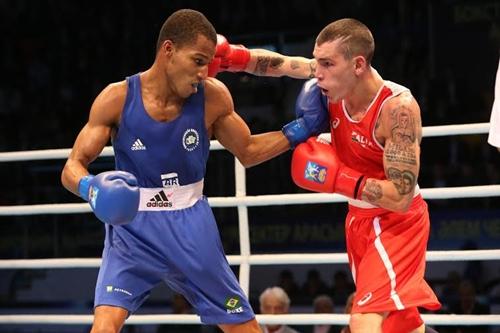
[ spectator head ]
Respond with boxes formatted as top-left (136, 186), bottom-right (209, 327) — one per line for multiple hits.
top-left (313, 294), bottom-right (334, 313)
top-left (259, 286), bottom-right (291, 314)
top-left (259, 286), bottom-right (291, 332)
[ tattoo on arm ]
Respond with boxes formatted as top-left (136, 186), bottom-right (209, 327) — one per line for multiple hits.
top-left (385, 104), bottom-right (419, 166)
top-left (309, 61), bottom-right (316, 78)
top-left (384, 141), bottom-right (417, 165)
top-left (387, 167), bottom-right (416, 195)
top-left (290, 60), bottom-right (300, 70)
top-left (390, 105), bottom-right (416, 144)
top-left (270, 57), bottom-right (284, 70)
top-left (254, 56), bottom-right (284, 74)
top-left (362, 180), bottom-right (383, 203)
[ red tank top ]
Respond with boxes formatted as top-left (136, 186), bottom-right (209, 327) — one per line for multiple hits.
top-left (328, 81), bottom-right (409, 180)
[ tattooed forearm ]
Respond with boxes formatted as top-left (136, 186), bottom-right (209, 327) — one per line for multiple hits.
top-left (254, 56), bottom-right (284, 74)
top-left (362, 179), bottom-right (383, 203)
top-left (387, 167), bottom-right (416, 195)
top-left (290, 60), bottom-right (300, 70)
top-left (390, 105), bottom-right (416, 144)
top-left (270, 57), bottom-right (284, 70)
top-left (384, 141), bottom-right (417, 165)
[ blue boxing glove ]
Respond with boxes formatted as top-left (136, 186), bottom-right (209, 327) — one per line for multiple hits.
top-left (78, 171), bottom-right (140, 226)
top-left (282, 78), bottom-right (330, 148)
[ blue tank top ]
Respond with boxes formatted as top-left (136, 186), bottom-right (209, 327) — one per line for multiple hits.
top-left (112, 74), bottom-right (209, 188)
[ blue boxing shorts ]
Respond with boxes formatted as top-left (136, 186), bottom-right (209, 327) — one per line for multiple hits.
top-left (94, 194), bottom-right (255, 325)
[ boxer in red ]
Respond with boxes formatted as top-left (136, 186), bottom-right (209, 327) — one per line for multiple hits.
top-left (288, 19), bottom-right (441, 333)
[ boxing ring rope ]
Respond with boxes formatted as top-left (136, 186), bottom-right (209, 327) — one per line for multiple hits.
top-left (2, 249), bottom-right (500, 269)
top-left (1, 313), bottom-right (500, 326)
top-left (1, 184), bottom-right (499, 216)
top-left (1, 122), bottom-right (499, 327)
top-left (0, 122), bottom-right (490, 162)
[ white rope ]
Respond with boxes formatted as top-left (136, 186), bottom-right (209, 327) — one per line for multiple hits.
top-left (315, 122), bottom-right (489, 141)
top-left (0, 141), bottom-right (225, 162)
top-left (0, 313), bottom-right (499, 326)
top-left (422, 122), bottom-right (490, 137)
top-left (1, 185), bottom-right (499, 216)
top-left (0, 123), bottom-right (490, 162)
top-left (1, 249), bottom-right (499, 269)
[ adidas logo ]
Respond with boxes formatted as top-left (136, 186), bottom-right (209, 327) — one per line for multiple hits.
top-left (146, 190), bottom-right (172, 208)
top-left (131, 139), bottom-right (146, 151)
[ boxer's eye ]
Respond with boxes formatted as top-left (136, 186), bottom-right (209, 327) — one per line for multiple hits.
top-left (194, 58), bottom-right (207, 66)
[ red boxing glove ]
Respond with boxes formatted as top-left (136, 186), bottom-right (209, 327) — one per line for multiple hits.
top-left (208, 34), bottom-right (250, 77)
top-left (291, 137), bottom-right (367, 199)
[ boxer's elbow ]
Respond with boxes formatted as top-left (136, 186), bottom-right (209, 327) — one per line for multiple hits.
top-left (236, 153), bottom-right (258, 168)
top-left (60, 161), bottom-right (81, 196)
top-left (60, 165), bottom-right (74, 194)
top-left (60, 164), bottom-right (70, 189)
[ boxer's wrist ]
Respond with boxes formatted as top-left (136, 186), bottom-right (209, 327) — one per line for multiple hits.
top-left (78, 175), bottom-right (95, 200)
top-left (282, 119), bottom-right (309, 148)
top-left (223, 44), bottom-right (250, 72)
top-left (335, 165), bottom-right (366, 199)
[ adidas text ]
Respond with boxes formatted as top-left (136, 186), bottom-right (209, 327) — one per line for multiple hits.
top-left (146, 201), bottom-right (172, 208)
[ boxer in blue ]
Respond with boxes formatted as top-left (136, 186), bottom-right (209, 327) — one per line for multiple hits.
top-left (61, 8), bottom-right (326, 333)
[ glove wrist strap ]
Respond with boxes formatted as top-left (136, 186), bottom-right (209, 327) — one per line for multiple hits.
top-left (78, 175), bottom-right (95, 201)
top-left (282, 119), bottom-right (308, 148)
top-left (335, 166), bottom-right (366, 199)
top-left (353, 175), bottom-right (367, 200)
top-left (226, 46), bottom-right (250, 72)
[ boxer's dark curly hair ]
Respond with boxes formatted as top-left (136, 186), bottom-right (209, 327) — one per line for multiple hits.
top-left (156, 9), bottom-right (217, 52)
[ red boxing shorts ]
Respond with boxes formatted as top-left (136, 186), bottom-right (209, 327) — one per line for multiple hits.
top-left (346, 195), bottom-right (441, 331)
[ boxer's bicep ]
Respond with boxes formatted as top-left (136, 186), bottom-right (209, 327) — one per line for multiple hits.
top-left (382, 96), bottom-right (421, 197)
top-left (62, 83), bottom-right (124, 194)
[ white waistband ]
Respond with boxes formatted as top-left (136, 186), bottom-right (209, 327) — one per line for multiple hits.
top-left (139, 180), bottom-right (203, 211)
top-left (348, 184), bottom-right (421, 209)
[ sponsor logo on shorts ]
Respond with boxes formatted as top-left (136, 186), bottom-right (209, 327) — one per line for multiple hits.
top-left (147, 190), bottom-right (173, 208)
top-left (304, 161), bottom-right (327, 184)
top-left (224, 296), bottom-right (244, 314)
top-left (357, 292), bottom-right (372, 306)
top-left (182, 128), bottom-right (199, 152)
top-left (106, 285), bottom-right (132, 296)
